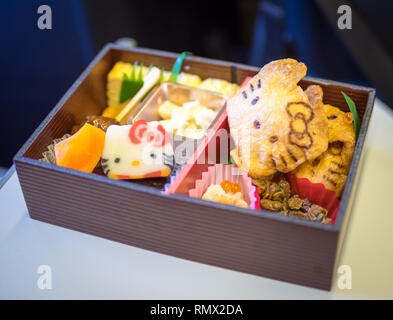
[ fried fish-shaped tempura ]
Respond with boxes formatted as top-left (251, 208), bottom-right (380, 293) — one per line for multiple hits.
top-left (293, 85), bottom-right (356, 197)
top-left (228, 59), bottom-right (328, 178)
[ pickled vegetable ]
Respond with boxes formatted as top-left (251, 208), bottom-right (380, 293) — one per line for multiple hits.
top-left (55, 123), bottom-right (105, 173)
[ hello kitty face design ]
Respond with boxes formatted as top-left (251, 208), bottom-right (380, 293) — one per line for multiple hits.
top-left (101, 120), bottom-right (174, 180)
top-left (242, 79), bottom-right (315, 150)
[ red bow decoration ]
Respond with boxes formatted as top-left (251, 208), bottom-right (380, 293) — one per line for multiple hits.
top-left (129, 119), bottom-right (170, 147)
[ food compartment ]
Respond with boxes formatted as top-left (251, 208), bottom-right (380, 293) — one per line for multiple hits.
top-left (19, 48), bottom-right (233, 192)
top-left (167, 70), bottom-right (375, 225)
top-left (167, 110), bottom-right (337, 223)
top-left (129, 82), bottom-right (227, 165)
top-left (130, 82), bottom-right (227, 123)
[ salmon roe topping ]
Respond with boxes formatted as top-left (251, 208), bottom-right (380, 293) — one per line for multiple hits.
top-left (220, 180), bottom-right (241, 194)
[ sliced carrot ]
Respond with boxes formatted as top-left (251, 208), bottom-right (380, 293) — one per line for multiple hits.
top-left (54, 123), bottom-right (105, 173)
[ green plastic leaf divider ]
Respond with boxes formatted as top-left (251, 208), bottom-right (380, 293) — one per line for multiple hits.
top-left (119, 52), bottom-right (192, 104)
top-left (342, 91), bottom-right (360, 140)
top-left (168, 51), bottom-right (192, 83)
top-left (119, 61), bottom-right (144, 104)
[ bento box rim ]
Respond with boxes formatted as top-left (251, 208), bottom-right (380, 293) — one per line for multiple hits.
top-left (13, 43), bottom-right (376, 233)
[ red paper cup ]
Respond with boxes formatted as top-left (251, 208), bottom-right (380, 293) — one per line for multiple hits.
top-left (287, 173), bottom-right (340, 223)
top-left (188, 164), bottom-right (260, 210)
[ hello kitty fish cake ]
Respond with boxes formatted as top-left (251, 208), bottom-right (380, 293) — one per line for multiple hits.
top-left (101, 120), bottom-right (174, 180)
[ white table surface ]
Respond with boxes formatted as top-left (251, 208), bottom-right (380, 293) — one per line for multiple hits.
top-left (1, 99), bottom-right (393, 300)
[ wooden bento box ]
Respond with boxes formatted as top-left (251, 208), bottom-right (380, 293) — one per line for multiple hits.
top-left (14, 43), bottom-right (375, 290)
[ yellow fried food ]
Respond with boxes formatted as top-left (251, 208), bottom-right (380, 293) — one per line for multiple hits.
top-left (101, 98), bottom-right (133, 119)
top-left (177, 73), bottom-right (202, 87)
top-left (293, 85), bottom-right (356, 197)
top-left (199, 78), bottom-right (239, 97)
top-left (227, 59), bottom-right (329, 178)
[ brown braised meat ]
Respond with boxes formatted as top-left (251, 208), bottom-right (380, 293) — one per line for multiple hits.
top-left (71, 115), bottom-right (119, 134)
top-left (253, 177), bottom-right (331, 224)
